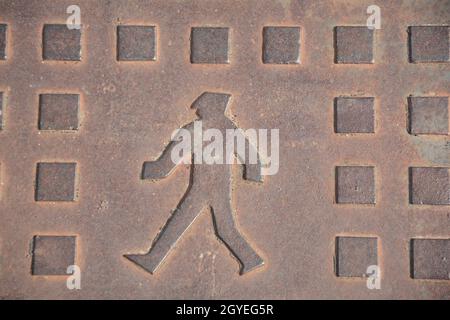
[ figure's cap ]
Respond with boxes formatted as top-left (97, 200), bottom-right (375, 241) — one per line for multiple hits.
top-left (191, 92), bottom-right (231, 115)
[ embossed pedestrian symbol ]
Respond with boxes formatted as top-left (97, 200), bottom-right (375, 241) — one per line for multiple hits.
top-left (125, 92), bottom-right (266, 275)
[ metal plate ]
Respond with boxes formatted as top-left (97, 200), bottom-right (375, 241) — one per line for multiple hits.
top-left (0, 0), bottom-right (449, 299)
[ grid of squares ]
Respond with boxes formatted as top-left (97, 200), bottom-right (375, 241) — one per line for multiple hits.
top-left (330, 26), bottom-right (448, 281)
top-left (0, 21), bottom-right (448, 280)
top-left (0, 23), bottom-right (446, 64)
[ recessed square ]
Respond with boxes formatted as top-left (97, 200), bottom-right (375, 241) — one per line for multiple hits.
top-left (190, 27), bottom-right (229, 64)
top-left (335, 236), bottom-right (378, 278)
top-left (411, 239), bottom-right (449, 280)
top-left (263, 26), bottom-right (300, 64)
top-left (409, 26), bottom-right (450, 63)
top-left (408, 97), bottom-right (449, 135)
top-left (31, 235), bottom-right (76, 275)
top-left (334, 26), bottom-right (374, 64)
top-left (117, 25), bottom-right (156, 61)
top-left (336, 166), bottom-right (375, 204)
top-left (35, 163), bottom-right (77, 202)
top-left (39, 94), bottom-right (79, 131)
top-left (409, 167), bottom-right (450, 205)
top-left (0, 24), bottom-right (7, 60)
top-left (334, 97), bottom-right (375, 133)
top-left (0, 92), bottom-right (3, 130)
top-left (43, 24), bottom-right (81, 61)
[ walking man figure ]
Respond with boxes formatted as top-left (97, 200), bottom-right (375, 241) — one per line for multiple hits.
top-left (125, 92), bottom-right (264, 275)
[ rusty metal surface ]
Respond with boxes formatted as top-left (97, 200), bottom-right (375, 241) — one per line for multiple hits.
top-left (411, 239), bottom-right (450, 280)
top-left (335, 236), bottom-right (378, 278)
top-left (0, 0), bottom-right (449, 299)
top-left (42, 24), bottom-right (81, 61)
top-left (31, 235), bottom-right (76, 276)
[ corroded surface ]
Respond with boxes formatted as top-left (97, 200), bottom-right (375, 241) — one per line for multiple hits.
top-left (0, 0), bottom-right (449, 299)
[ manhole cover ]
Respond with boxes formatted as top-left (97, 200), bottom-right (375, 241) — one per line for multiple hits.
top-left (0, 0), bottom-right (449, 299)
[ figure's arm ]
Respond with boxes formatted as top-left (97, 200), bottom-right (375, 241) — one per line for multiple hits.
top-left (141, 124), bottom-right (193, 180)
top-left (142, 140), bottom-right (179, 180)
top-left (235, 130), bottom-right (263, 183)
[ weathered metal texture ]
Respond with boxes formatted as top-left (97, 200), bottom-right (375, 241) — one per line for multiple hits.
top-left (38, 94), bottom-right (80, 131)
top-left (31, 235), bottom-right (76, 276)
top-left (334, 26), bottom-right (374, 64)
top-left (42, 24), bottom-right (81, 61)
top-left (117, 25), bottom-right (156, 61)
top-left (408, 96), bottom-right (449, 135)
top-left (409, 167), bottom-right (450, 205)
top-left (190, 27), bottom-right (230, 64)
top-left (335, 236), bottom-right (378, 278)
top-left (0, 24), bottom-right (6, 60)
top-left (263, 26), bottom-right (301, 64)
top-left (334, 97), bottom-right (375, 133)
top-left (0, 0), bottom-right (448, 299)
top-left (409, 26), bottom-right (450, 63)
top-left (411, 239), bottom-right (450, 280)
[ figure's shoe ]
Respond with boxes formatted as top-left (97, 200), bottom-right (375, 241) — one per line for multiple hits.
top-left (124, 253), bottom-right (162, 274)
top-left (240, 253), bottom-right (264, 275)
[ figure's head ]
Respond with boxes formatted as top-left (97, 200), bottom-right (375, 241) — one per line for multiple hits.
top-left (191, 92), bottom-right (231, 118)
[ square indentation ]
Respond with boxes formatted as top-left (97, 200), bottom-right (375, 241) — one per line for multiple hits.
top-left (0, 92), bottom-right (3, 129)
top-left (0, 24), bottom-right (7, 60)
top-left (190, 27), bottom-right (229, 64)
top-left (334, 97), bottom-right (375, 133)
top-left (335, 236), bottom-right (378, 278)
top-left (336, 166), bottom-right (375, 204)
top-left (263, 26), bottom-right (300, 64)
top-left (334, 26), bottom-right (374, 64)
top-left (409, 167), bottom-right (450, 205)
top-left (43, 24), bottom-right (81, 61)
top-left (31, 235), bottom-right (76, 275)
top-left (411, 239), bottom-right (449, 280)
top-left (117, 25), bottom-right (156, 61)
top-left (35, 163), bottom-right (77, 202)
top-left (409, 26), bottom-right (450, 63)
top-left (408, 97), bottom-right (449, 135)
top-left (39, 94), bottom-right (79, 131)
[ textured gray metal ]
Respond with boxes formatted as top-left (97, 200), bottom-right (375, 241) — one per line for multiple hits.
top-left (0, 0), bottom-right (448, 299)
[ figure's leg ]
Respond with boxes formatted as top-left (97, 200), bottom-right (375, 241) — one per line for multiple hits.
top-left (125, 192), bottom-right (204, 274)
top-left (211, 201), bottom-right (264, 275)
